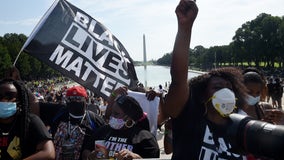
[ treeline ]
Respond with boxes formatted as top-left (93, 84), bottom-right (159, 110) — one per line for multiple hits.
top-left (157, 13), bottom-right (284, 75)
top-left (0, 34), bottom-right (61, 80)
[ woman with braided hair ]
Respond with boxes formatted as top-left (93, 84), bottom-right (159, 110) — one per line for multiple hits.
top-left (0, 78), bottom-right (55, 159)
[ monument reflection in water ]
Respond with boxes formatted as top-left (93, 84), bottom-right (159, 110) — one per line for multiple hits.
top-left (134, 65), bottom-right (202, 89)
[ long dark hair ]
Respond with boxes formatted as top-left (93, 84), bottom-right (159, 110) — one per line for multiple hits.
top-left (189, 67), bottom-right (248, 112)
top-left (0, 78), bottom-right (30, 151)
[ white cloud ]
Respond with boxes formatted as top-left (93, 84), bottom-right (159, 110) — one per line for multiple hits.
top-left (0, 18), bottom-right (39, 26)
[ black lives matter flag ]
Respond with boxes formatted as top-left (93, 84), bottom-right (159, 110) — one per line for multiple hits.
top-left (22, 0), bottom-right (138, 99)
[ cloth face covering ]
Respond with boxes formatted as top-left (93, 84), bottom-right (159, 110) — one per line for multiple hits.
top-left (67, 101), bottom-right (85, 116)
top-left (109, 116), bottom-right (125, 130)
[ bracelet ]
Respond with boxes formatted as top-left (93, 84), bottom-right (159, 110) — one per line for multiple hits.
top-left (111, 92), bottom-right (116, 97)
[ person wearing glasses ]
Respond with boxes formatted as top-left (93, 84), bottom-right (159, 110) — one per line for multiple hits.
top-left (0, 78), bottom-right (55, 160)
top-left (39, 86), bottom-right (105, 160)
top-left (83, 95), bottom-right (160, 160)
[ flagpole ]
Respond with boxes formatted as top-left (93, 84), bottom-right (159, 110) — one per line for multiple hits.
top-left (13, 49), bottom-right (23, 66)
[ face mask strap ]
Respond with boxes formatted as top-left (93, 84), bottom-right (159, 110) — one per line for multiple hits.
top-left (205, 95), bottom-right (215, 106)
top-left (214, 106), bottom-right (227, 117)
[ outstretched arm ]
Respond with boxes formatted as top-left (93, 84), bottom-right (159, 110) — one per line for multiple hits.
top-left (164, 0), bottom-right (198, 118)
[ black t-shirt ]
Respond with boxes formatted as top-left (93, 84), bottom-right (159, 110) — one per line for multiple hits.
top-left (85, 125), bottom-right (160, 159)
top-left (0, 113), bottom-right (52, 159)
top-left (171, 91), bottom-right (245, 160)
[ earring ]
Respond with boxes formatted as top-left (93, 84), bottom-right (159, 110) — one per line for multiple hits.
top-left (125, 119), bottom-right (135, 128)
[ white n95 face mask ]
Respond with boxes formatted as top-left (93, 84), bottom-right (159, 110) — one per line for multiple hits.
top-left (211, 88), bottom-right (236, 117)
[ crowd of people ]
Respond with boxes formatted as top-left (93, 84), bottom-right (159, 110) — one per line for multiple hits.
top-left (1, 0), bottom-right (284, 160)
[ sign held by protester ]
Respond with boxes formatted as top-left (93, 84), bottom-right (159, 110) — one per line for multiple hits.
top-left (22, 0), bottom-right (138, 99)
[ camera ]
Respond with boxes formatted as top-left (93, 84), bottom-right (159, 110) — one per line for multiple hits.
top-left (227, 113), bottom-right (284, 160)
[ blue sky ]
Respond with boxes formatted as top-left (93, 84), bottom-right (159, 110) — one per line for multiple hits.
top-left (1, 0), bottom-right (284, 61)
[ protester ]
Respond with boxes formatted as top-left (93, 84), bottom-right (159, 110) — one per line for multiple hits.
top-left (266, 77), bottom-right (274, 104)
top-left (4, 66), bottom-right (40, 116)
top-left (242, 68), bottom-right (284, 159)
top-left (161, 0), bottom-right (259, 159)
top-left (105, 86), bottom-right (161, 136)
top-left (39, 85), bottom-right (106, 160)
top-left (0, 78), bottom-right (55, 159)
top-left (272, 77), bottom-right (283, 109)
top-left (83, 95), bottom-right (160, 159)
top-left (242, 68), bottom-right (284, 125)
top-left (98, 98), bottom-right (108, 119)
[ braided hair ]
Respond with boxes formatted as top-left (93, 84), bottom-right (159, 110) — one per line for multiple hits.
top-left (0, 78), bottom-right (30, 151)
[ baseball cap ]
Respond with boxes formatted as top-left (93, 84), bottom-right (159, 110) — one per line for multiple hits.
top-left (66, 86), bottom-right (87, 98)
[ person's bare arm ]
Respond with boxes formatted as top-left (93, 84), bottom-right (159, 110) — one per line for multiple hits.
top-left (164, 0), bottom-right (198, 118)
top-left (23, 140), bottom-right (55, 160)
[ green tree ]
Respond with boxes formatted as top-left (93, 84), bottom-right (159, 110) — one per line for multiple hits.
top-left (157, 53), bottom-right (172, 65)
top-left (191, 45), bottom-right (206, 68)
top-left (0, 44), bottom-right (13, 77)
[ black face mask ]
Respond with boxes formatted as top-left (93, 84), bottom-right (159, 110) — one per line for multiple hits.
top-left (67, 101), bottom-right (85, 116)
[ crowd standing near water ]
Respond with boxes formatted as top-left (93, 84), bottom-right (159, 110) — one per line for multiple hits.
top-left (3, 62), bottom-right (284, 159)
top-left (2, 1), bottom-right (284, 160)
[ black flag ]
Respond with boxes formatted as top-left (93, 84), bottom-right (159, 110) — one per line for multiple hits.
top-left (22, 0), bottom-right (138, 99)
